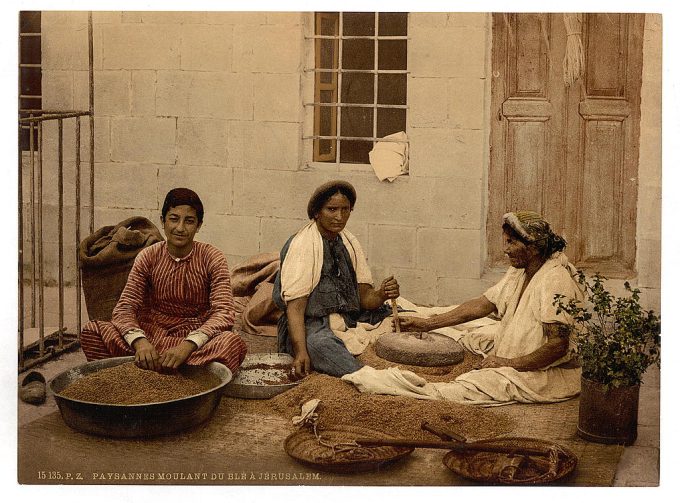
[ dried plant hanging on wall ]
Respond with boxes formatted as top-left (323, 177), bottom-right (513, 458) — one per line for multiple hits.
top-left (563, 13), bottom-right (584, 86)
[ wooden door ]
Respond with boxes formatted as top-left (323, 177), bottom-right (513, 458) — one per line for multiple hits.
top-left (488, 13), bottom-right (644, 277)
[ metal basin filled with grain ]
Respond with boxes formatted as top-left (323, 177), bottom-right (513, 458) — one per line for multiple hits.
top-left (223, 353), bottom-right (300, 399)
top-left (50, 356), bottom-right (232, 438)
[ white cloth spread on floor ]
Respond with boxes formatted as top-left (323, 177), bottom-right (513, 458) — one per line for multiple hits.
top-left (279, 221), bottom-right (372, 303)
top-left (341, 365), bottom-right (441, 400)
top-left (343, 252), bottom-right (584, 406)
top-left (329, 296), bottom-right (499, 357)
top-left (328, 313), bottom-right (393, 355)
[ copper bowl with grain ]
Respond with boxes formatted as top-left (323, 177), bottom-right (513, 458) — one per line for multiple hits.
top-left (50, 356), bottom-right (232, 438)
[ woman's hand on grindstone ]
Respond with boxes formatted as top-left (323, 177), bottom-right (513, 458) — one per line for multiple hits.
top-left (396, 316), bottom-right (430, 332)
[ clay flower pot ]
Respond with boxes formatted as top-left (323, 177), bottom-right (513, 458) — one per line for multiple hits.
top-left (552, 271), bottom-right (660, 447)
top-left (577, 377), bottom-right (640, 446)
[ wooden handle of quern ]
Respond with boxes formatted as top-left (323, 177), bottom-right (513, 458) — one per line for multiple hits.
top-left (391, 298), bottom-right (400, 333)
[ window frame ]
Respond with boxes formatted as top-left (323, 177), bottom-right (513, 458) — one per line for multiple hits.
top-left (19, 11), bottom-right (42, 152)
top-left (304, 12), bottom-right (409, 169)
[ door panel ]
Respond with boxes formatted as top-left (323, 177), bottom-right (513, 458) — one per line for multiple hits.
top-left (581, 121), bottom-right (622, 258)
top-left (489, 13), bottom-right (556, 266)
top-left (507, 120), bottom-right (546, 211)
top-left (511, 14), bottom-right (550, 97)
top-left (489, 13), bottom-right (644, 277)
top-left (585, 13), bottom-right (627, 96)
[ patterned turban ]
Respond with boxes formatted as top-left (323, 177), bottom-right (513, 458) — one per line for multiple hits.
top-left (502, 211), bottom-right (567, 258)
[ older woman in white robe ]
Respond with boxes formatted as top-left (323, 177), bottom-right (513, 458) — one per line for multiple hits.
top-left (343, 211), bottom-right (583, 405)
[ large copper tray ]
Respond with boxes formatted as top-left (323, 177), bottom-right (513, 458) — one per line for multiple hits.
top-left (50, 356), bottom-right (232, 438)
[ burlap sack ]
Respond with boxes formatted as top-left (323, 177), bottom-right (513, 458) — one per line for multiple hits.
top-left (230, 252), bottom-right (282, 336)
top-left (79, 216), bottom-right (163, 321)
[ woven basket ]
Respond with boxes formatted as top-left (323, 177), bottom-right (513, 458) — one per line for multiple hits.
top-left (442, 436), bottom-right (577, 485)
top-left (80, 260), bottom-right (136, 321)
top-left (284, 424), bottom-right (414, 473)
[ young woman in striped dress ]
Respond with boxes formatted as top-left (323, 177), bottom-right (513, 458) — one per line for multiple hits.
top-left (79, 188), bottom-right (247, 373)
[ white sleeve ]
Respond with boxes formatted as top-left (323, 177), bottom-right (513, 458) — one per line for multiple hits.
top-left (482, 268), bottom-right (519, 316)
top-left (123, 328), bottom-right (146, 347)
top-left (538, 268), bottom-right (582, 324)
top-left (185, 330), bottom-right (210, 349)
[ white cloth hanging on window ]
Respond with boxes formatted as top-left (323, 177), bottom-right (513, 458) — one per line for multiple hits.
top-left (369, 131), bottom-right (409, 182)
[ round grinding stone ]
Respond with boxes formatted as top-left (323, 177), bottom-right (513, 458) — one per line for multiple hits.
top-left (374, 332), bottom-right (465, 367)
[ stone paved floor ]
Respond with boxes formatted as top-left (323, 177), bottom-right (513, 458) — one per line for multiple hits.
top-left (18, 350), bottom-right (662, 486)
top-left (612, 364), bottom-right (661, 486)
top-left (17, 287), bottom-right (661, 486)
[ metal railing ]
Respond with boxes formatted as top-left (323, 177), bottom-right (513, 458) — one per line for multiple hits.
top-left (18, 12), bottom-right (95, 371)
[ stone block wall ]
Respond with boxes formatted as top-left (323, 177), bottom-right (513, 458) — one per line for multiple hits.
top-left (635, 13), bottom-right (662, 312)
top-left (29, 11), bottom-right (661, 313)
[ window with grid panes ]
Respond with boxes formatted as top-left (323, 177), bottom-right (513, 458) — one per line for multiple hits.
top-left (311, 12), bottom-right (408, 165)
top-left (19, 11), bottom-right (42, 151)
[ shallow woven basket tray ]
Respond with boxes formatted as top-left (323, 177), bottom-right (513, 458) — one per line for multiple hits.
top-left (442, 436), bottom-right (577, 485)
top-left (284, 424), bottom-right (414, 473)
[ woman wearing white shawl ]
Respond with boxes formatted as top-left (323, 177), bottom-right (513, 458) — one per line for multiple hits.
top-left (272, 180), bottom-right (400, 377)
top-left (385, 210), bottom-right (584, 405)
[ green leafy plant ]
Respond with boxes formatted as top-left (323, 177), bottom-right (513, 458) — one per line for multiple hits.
top-left (553, 271), bottom-right (660, 389)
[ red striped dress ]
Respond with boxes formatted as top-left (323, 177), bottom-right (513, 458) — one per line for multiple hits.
top-left (80, 241), bottom-right (247, 372)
